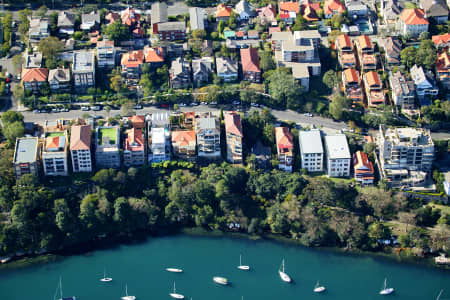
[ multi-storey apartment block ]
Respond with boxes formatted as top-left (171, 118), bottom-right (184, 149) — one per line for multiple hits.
top-left (13, 137), bottom-right (40, 179)
top-left (196, 114), bottom-right (221, 158)
top-left (70, 125), bottom-right (92, 173)
top-left (299, 129), bottom-right (323, 172)
top-left (150, 127), bottom-right (171, 162)
top-left (336, 34), bottom-right (356, 69)
top-left (43, 131), bottom-right (69, 176)
top-left (275, 127), bottom-right (294, 172)
top-left (95, 126), bottom-right (121, 169)
top-left (73, 50), bottom-right (95, 90)
top-left (389, 71), bottom-right (416, 110)
top-left (363, 71), bottom-right (385, 107)
top-left (342, 68), bottom-right (363, 104)
top-left (325, 134), bottom-right (351, 177)
top-left (124, 128), bottom-right (145, 166)
top-left (356, 35), bottom-right (376, 71)
top-left (97, 40), bottom-right (116, 68)
top-left (224, 112), bottom-right (243, 164)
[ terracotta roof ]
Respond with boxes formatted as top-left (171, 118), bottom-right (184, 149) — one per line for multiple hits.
top-left (129, 115), bottom-right (145, 128)
top-left (184, 111), bottom-right (196, 119)
top-left (172, 130), bottom-right (196, 147)
top-left (236, 31), bottom-right (245, 38)
top-left (358, 35), bottom-right (373, 49)
top-left (344, 68), bottom-right (359, 83)
top-left (269, 27), bottom-right (281, 34)
top-left (45, 137), bottom-right (60, 150)
top-left (70, 125), bottom-right (91, 151)
top-left (22, 68), bottom-right (48, 82)
top-left (365, 71), bottom-right (380, 87)
top-left (324, 0), bottom-right (345, 15)
top-left (279, 2), bottom-right (300, 13)
top-left (121, 50), bottom-right (144, 68)
top-left (144, 46), bottom-right (164, 63)
top-left (240, 47), bottom-right (260, 73)
top-left (124, 128), bottom-right (144, 152)
top-left (105, 12), bottom-right (119, 25)
top-left (275, 127), bottom-right (293, 149)
top-left (97, 40), bottom-right (114, 47)
top-left (121, 7), bottom-right (141, 26)
top-left (432, 33), bottom-right (450, 46)
top-left (225, 113), bottom-right (243, 137)
top-left (337, 34), bottom-right (352, 49)
top-left (400, 8), bottom-right (428, 25)
top-left (216, 4), bottom-right (233, 17)
top-left (302, 4), bottom-right (319, 21)
top-left (353, 151), bottom-right (374, 174)
top-left (436, 51), bottom-right (450, 71)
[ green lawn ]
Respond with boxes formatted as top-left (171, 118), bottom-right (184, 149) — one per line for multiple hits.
top-left (46, 132), bottom-right (65, 137)
top-left (98, 128), bottom-right (117, 145)
top-left (427, 203), bottom-right (450, 215)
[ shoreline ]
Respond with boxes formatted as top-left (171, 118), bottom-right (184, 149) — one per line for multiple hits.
top-left (0, 227), bottom-right (449, 272)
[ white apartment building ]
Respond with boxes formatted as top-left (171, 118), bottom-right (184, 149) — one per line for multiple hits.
top-left (150, 127), bottom-right (171, 162)
top-left (299, 129), bottom-right (324, 172)
top-left (97, 40), bottom-right (116, 68)
top-left (43, 131), bottom-right (69, 176)
top-left (196, 116), bottom-right (221, 158)
top-left (70, 125), bottom-right (93, 172)
top-left (73, 50), bottom-right (95, 90)
top-left (325, 134), bottom-right (351, 177)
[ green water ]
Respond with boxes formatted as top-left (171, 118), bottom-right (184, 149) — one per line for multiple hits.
top-left (0, 235), bottom-right (449, 300)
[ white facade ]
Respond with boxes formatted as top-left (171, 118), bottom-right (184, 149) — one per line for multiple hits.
top-left (325, 134), bottom-right (351, 177)
top-left (43, 132), bottom-right (69, 176)
top-left (150, 127), bottom-right (171, 163)
top-left (299, 129), bottom-right (324, 172)
top-left (402, 23), bottom-right (428, 37)
top-left (71, 149), bottom-right (92, 172)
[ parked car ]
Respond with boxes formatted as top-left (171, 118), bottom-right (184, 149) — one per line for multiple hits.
top-left (250, 103), bottom-right (259, 107)
top-left (179, 103), bottom-right (187, 107)
top-left (91, 105), bottom-right (101, 111)
top-left (210, 101), bottom-right (217, 105)
top-left (161, 103), bottom-right (169, 108)
top-left (81, 106), bottom-right (90, 111)
top-left (190, 102), bottom-right (199, 106)
top-left (51, 108), bottom-right (60, 113)
top-left (200, 102), bottom-right (207, 105)
top-left (134, 104), bottom-right (143, 109)
top-left (232, 100), bottom-right (241, 105)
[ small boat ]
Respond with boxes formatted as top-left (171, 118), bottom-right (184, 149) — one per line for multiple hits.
top-left (56, 277), bottom-right (76, 300)
top-left (100, 269), bottom-right (112, 282)
top-left (166, 268), bottom-right (183, 273)
top-left (379, 278), bottom-right (394, 295)
top-left (279, 259), bottom-right (291, 283)
top-left (169, 282), bottom-right (184, 299)
top-left (0, 256), bottom-right (11, 264)
top-left (237, 254), bottom-right (250, 270)
top-left (213, 276), bottom-right (229, 285)
top-left (121, 284), bottom-right (136, 300)
top-left (313, 281), bottom-right (326, 293)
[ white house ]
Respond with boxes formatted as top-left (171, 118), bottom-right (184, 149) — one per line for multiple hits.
top-left (410, 65), bottom-right (439, 106)
top-left (235, 0), bottom-right (253, 20)
top-left (400, 9), bottom-right (429, 38)
top-left (299, 129), bottom-right (324, 172)
top-left (325, 134), bottom-right (351, 177)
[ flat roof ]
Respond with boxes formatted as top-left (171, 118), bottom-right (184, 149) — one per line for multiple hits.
top-left (14, 137), bottom-right (38, 164)
top-left (299, 130), bottom-right (323, 154)
top-left (325, 134), bottom-right (351, 159)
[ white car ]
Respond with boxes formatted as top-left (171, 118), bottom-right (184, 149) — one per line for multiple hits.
top-left (201, 102), bottom-right (207, 105)
top-left (179, 103), bottom-right (187, 107)
top-left (232, 100), bottom-right (241, 105)
top-left (81, 106), bottom-right (90, 111)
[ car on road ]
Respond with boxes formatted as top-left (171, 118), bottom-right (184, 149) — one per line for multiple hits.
top-left (179, 103), bottom-right (187, 107)
top-left (232, 100), bottom-right (241, 105)
top-left (61, 108), bottom-right (69, 112)
top-left (134, 104), bottom-right (143, 109)
top-left (209, 101), bottom-right (217, 105)
top-left (200, 101), bottom-right (207, 105)
top-left (190, 102), bottom-right (199, 106)
top-left (91, 105), bottom-right (102, 111)
top-left (250, 103), bottom-right (259, 107)
top-left (161, 103), bottom-right (169, 108)
top-left (303, 113), bottom-right (313, 117)
top-left (81, 106), bottom-right (90, 111)
top-left (51, 108), bottom-right (60, 113)
top-left (33, 109), bottom-right (40, 114)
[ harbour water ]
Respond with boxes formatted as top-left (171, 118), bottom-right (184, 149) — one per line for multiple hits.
top-left (0, 235), bottom-right (449, 300)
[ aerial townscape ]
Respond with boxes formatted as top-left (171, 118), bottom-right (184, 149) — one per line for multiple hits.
top-left (0, 0), bottom-right (449, 299)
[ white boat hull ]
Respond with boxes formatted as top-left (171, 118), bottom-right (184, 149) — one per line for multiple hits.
top-left (314, 286), bottom-right (326, 293)
top-left (169, 293), bottom-right (184, 299)
top-left (237, 265), bottom-right (250, 270)
top-left (213, 277), bottom-right (228, 285)
top-left (121, 297), bottom-right (136, 300)
top-left (100, 278), bottom-right (112, 282)
top-left (166, 268), bottom-right (183, 273)
top-left (279, 271), bottom-right (291, 283)
top-left (380, 288), bottom-right (394, 295)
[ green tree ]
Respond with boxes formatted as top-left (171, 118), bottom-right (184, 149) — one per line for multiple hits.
top-left (415, 39), bottom-right (437, 70)
top-left (104, 20), bottom-right (130, 43)
top-left (400, 46), bottom-right (417, 69)
top-left (322, 70), bottom-right (338, 90)
top-left (3, 121), bottom-right (25, 145)
top-left (259, 51), bottom-right (276, 72)
top-left (292, 14), bottom-right (307, 31)
top-left (218, 20), bottom-right (225, 34)
top-left (38, 36), bottom-right (64, 62)
top-left (37, 5), bottom-right (48, 17)
top-left (11, 54), bottom-right (24, 73)
top-left (329, 92), bottom-right (350, 120)
top-left (267, 70), bottom-right (304, 109)
top-left (192, 29), bottom-right (206, 39)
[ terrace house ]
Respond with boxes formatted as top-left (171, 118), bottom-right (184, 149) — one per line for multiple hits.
top-left (342, 68), bottom-right (363, 104)
top-left (363, 71), bottom-right (385, 107)
top-left (336, 34), bottom-right (356, 69)
top-left (356, 35), bottom-right (376, 71)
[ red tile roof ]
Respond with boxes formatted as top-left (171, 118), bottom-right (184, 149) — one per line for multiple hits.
top-left (121, 7), bottom-right (141, 27)
top-left (225, 113), bottom-right (243, 137)
top-left (22, 68), bottom-right (48, 82)
top-left (279, 2), bottom-right (300, 13)
top-left (337, 34), bottom-right (352, 49)
top-left (400, 8), bottom-right (428, 25)
top-left (353, 151), bottom-right (374, 174)
top-left (241, 47), bottom-right (260, 73)
top-left (172, 130), bottom-right (196, 146)
top-left (324, 0), bottom-right (345, 15)
top-left (365, 71), bottom-right (381, 87)
top-left (269, 27), bottom-right (281, 34)
top-left (121, 50), bottom-right (144, 68)
top-left (432, 33), bottom-right (450, 46)
top-left (343, 68), bottom-right (359, 83)
top-left (70, 125), bottom-right (91, 151)
top-left (124, 128), bottom-right (144, 152)
top-left (236, 31), bottom-right (245, 38)
top-left (216, 4), bottom-right (233, 17)
top-left (358, 35), bottom-right (373, 49)
top-left (105, 12), bottom-right (119, 25)
top-left (128, 115), bottom-right (145, 128)
top-left (144, 47), bottom-right (164, 63)
top-left (275, 127), bottom-right (293, 149)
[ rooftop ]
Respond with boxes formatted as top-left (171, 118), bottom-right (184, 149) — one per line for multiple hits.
top-left (73, 51), bottom-right (95, 72)
top-left (299, 129), bottom-right (323, 154)
top-left (225, 113), bottom-right (243, 137)
top-left (97, 127), bottom-right (118, 146)
top-left (325, 134), bottom-right (351, 159)
top-left (400, 8), bottom-right (428, 25)
top-left (70, 125), bottom-right (91, 151)
top-left (14, 137), bottom-right (39, 164)
top-left (382, 127), bottom-right (433, 147)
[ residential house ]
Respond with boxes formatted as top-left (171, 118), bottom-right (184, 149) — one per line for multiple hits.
top-left (172, 130), bottom-right (196, 160)
top-left (410, 64), bottom-right (438, 105)
top-left (81, 11), bottom-right (100, 31)
top-left (152, 2), bottom-right (168, 30)
top-left (381, 0), bottom-right (402, 25)
top-left (97, 40), bottom-right (116, 68)
top-left (192, 57), bottom-right (213, 86)
top-left (353, 151), bottom-right (374, 185)
top-left (42, 131), bottom-right (69, 176)
top-left (342, 68), bottom-right (363, 104)
top-left (70, 125), bottom-right (92, 173)
top-left (356, 35), bottom-right (376, 71)
top-left (105, 11), bottom-right (120, 25)
top-left (57, 11), bottom-right (75, 35)
top-left (225, 112), bottom-right (243, 164)
top-left (155, 22), bottom-right (186, 41)
top-left (95, 126), bottom-right (121, 169)
top-left (129, 115), bottom-right (146, 129)
top-left (196, 114), bottom-right (221, 158)
top-left (235, 0), bottom-right (253, 21)
top-left (121, 7), bottom-right (141, 28)
top-left (182, 112), bottom-right (196, 129)
top-left (279, 2), bottom-right (299, 24)
top-left (216, 57), bottom-right (238, 82)
top-left (216, 4), bottom-right (233, 22)
top-left (124, 128), bottom-right (145, 166)
top-left (382, 37), bottom-right (402, 66)
top-left (346, 0), bottom-right (368, 19)
top-left (170, 57), bottom-right (191, 89)
top-left (389, 71), bottom-right (416, 110)
top-left (299, 129), bottom-right (324, 173)
top-left (436, 51), bottom-right (450, 89)
top-left (73, 51), bottom-right (95, 90)
top-left (400, 9), bottom-right (429, 37)
top-left (189, 7), bottom-right (206, 31)
top-left (24, 52), bottom-right (42, 68)
top-left (144, 46), bottom-right (165, 69)
top-left (121, 50), bottom-right (144, 86)
top-left (363, 71), bottom-right (385, 107)
top-left (14, 137), bottom-right (40, 179)
top-left (275, 127), bottom-right (294, 172)
top-left (324, 134), bottom-right (351, 177)
top-left (257, 4), bottom-right (277, 25)
top-left (251, 141), bottom-right (271, 169)
top-left (48, 68), bottom-right (71, 93)
top-left (324, 0), bottom-right (346, 18)
top-left (22, 68), bottom-right (48, 93)
top-left (378, 125), bottom-right (435, 189)
top-left (28, 18), bottom-right (49, 42)
top-left (301, 0), bottom-right (320, 22)
top-left (432, 33), bottom-right (450, 48)
top-left (420, 0), bottom-right (448, 24)
top-left (336, 34), bottom-right (356, 69)
top-left (248, 30), bottom-right (259, 39)
top-left (241, 47), bottom-right (261, 83)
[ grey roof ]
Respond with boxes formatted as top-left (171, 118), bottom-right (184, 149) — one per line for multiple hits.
top-left (152, 2), bottom-right (168, 24)
top-left (421, 0), bottom-right (448, 17)
top-left (383, 0), bottom-right (401, 19)
top-left (49, 68), bottom-right (71, 83)
top-left (347, 1), bottom-right (367, 11)
top-left (25, 52), bottom-right (42, 68)
top-left (170, 57), bottom-right (191, 77)
top-left (235, 0), bottom-right (253, 15)
top-left (189, 7), bottom-right (205, 30)
top-left (198, 117), bottom-right (218, 130)
top-left (82, 11), bottom-right (100, 24)
top-left (14, 137), bottom-right (39, 164)
top-left (299, 130), bottom-right (323, 154)
top-left (73, 51), bottom-right (95, 72)
top-left (157, 21), bottom-right (186, 31)
top-left (294, 30), bottom-right (321, 40)
top-left (390, 71), bottom-right (415, 97)
top-left (192, 57), bottom-right (213, 76)
top-left (410, 65), bottom-right (436, 87)
top-left (57, 11), bottom-right (75, 27)
top-left (216, 57), bottom-right (238, 74)
top-left (383, 37), bottom-right (402, 63)
top-left (325, 134), bottom-right (351, 159)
